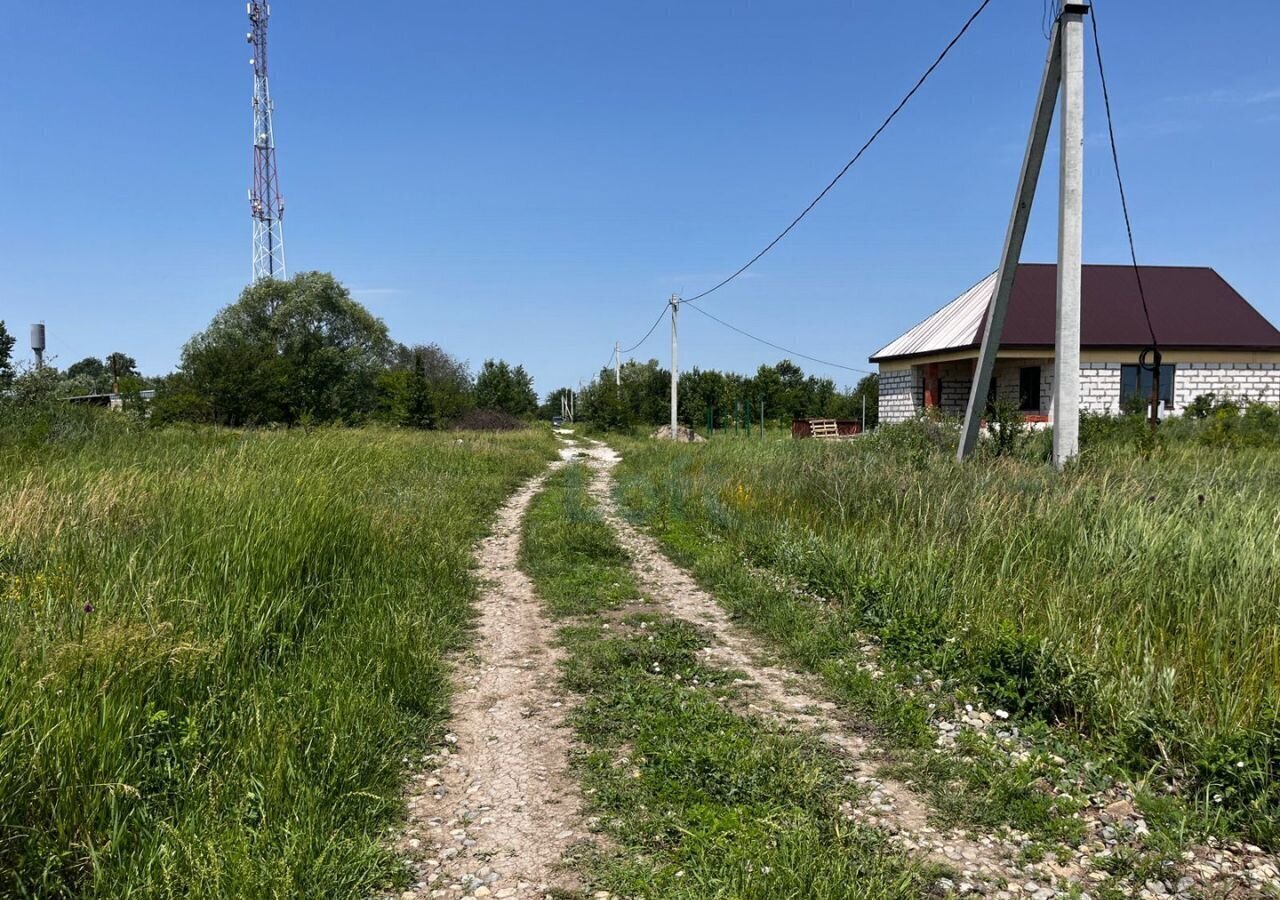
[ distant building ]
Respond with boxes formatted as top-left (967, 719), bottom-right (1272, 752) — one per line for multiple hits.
top-left (66, 390), bottom-right (156, 411)
top-left (871, 265), bottom-right (1280, 424)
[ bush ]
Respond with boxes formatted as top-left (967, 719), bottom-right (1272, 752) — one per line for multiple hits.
top-left (985, 399), bottom-right (1026, 458)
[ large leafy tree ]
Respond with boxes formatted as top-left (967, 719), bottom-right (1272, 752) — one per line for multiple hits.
top-left (65, 357), bottom-right (108, 380)
top-left (167, 273), bottom-right (392, 426)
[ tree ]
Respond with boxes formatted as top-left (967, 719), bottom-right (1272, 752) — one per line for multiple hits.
top-left (0, 321), bottom-right (14, 389)
top-left (850, 373), bottom-right (879, 429)
top-left (105, 353), bottom-right (140, 383)
top-left (407, 351), bottom-right (436, 428)
top-left (65, 357), bottom-right (108, 380)
top-left (166, 272), bottom-right (392, 426)
top-left (474, 360), bottom-right (537, 417)
top-left (389, 343), bottom-right (473, 423)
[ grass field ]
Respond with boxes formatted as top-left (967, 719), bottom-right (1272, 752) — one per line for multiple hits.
top-left (520, 463), bottom-right (933, 898)
top-left (0, 420), bottom-right (554, 898)
top-left (610, 429), bottom-right (1280, 846)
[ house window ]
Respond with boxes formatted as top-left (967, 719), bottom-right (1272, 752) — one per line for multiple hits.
top-left (1019, 366), bottom-right (1041, 412)
top-left (1120, 364), bottom-right (1175, 409)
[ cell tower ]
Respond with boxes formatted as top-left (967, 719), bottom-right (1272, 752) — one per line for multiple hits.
top-left (248, 2), bottom-right (286, 281)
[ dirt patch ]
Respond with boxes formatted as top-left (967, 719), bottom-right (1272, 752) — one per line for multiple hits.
top-left (392, 464), bottom-right (591, 899)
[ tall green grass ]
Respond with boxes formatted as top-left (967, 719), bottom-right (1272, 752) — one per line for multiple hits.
top-left (0, 422), bottom-right (554, 897)
top-left (612, 431), bottom-right (1280, 844)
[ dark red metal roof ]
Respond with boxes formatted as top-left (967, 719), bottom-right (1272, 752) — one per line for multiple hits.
top-left (992, 265), bottom-right (1280, 350)
top-left (875, 265), bottom-right (1280, 362)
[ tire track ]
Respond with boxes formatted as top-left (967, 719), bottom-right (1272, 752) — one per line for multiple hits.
top-left (391, 460), bottom-right (591, 900)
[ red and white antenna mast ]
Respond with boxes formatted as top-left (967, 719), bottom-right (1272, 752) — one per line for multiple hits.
top-left (248, 2), bottom-right (286, 281)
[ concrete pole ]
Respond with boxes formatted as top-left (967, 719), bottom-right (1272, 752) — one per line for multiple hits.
top-left (669, 295), bottom-right (679, 438)
top-left (614, 341), bottom-right (621, 387)
top-left (958, 21), bottom-right (1063, 460)
top-left (1053, 4), bottom-right (1087, 470)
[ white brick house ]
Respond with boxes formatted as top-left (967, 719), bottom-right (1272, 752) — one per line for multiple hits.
top-left (872, 265), bottom-right (1280, 423)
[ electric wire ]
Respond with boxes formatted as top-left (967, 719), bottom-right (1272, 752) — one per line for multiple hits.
top-left (681, 0), bottom-right (995, 306)
top-left (619, 304), bottom-right (670, 355)
top-left (1042, 0), bottom-right (1060, 41)
top-left (1089, 4), bottom-right (1157, 350)
top-left (684, 302), bottom-right (874, 376)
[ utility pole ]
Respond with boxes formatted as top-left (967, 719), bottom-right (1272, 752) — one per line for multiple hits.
top-left (861, 394), bottom-right (866, 434)
top-left (958, 3), bottom-right (1088, 471)
top-left (669, 295), bottom-right (680, 438)
top-left (1052, 5), bottom-right (1086, 469)
top-left (614, 341), bottom-right (621, 387)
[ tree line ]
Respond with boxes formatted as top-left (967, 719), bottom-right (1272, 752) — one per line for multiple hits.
top-left (554, 357), bottom-right (878, 433)
top-left (3, 274), bottom-right (877, 434)
top-left (1, 273), bottom-right (539, 429)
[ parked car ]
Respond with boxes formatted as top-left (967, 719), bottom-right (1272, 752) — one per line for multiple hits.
top-left (551, 416), bottom-right (565, 427)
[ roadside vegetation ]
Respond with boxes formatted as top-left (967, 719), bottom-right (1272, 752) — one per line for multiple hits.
top-left (610, 422), bottom-right (1280, 849)
top-left (0, 413), bottom-right (554, 897)
top-left (549, 358), bottom-right (878, 434)
top-left (1, 276), bottom-right (542, 434)
top-left (521, 463), bottom-right (934, 899)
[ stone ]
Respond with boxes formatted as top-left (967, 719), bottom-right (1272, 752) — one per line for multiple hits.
top-left (1100, 799), bottom-right (1135, 823)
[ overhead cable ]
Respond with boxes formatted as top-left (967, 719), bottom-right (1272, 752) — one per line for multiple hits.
top-left (618, 304), bottom-right (671, 355)
top-left (682, 0), bottom-right (995, 306)
top-left (684, 302), bottom-right (874, 376)
top-left (1089, 3), bottom-right (1157, 349)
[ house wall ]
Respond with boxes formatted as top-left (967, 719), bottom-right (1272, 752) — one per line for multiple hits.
top-left (1174, 363), bottom-right (1280, 408)
top-left (879, 367), bottom-right (921, 423)
top-left (877, 359), bottom-right (1280, 423)
top-left (904, 360), bottom-right (1052, 419)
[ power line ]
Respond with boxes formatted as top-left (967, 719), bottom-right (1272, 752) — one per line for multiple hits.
top-left (1042, 0), bottom-right (1060, 41)
top-left (682, 0), bottom-right (995, 306)
top-left (684, 302), bottom-right (874, 376)
top-left (619, 304), bottom-right (670, 355)
top-left (1089, 4), bottom-right (1157, 349)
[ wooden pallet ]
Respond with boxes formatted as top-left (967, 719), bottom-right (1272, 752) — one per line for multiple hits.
top-left (809, 419), bottom-right (840, 439)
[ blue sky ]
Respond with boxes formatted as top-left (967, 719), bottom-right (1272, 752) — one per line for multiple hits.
top-left (2, 1), bottom-right (1276, 396)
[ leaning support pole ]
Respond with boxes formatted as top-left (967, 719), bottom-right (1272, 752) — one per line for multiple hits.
top-left (958, 22), bottom-right (1064, 461)
top-left (1052, 4), bottom-right (1088, 470)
